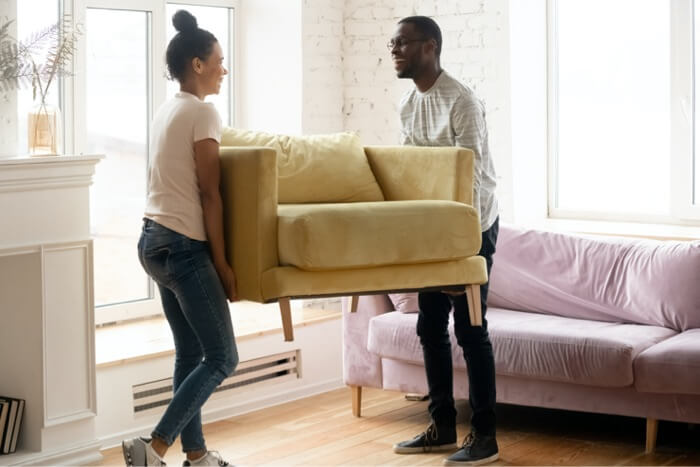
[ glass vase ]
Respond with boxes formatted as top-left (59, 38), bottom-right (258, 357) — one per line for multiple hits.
top-left (28, 102), bottom-right (62, 156)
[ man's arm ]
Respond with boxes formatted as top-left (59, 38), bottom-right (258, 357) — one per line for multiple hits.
top-left (452, 95), bottom-right (486, 217)
top-left (194, 138), bottom-right (237, 302)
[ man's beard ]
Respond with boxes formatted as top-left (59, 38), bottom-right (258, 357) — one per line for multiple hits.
top-left (396, 66), bottom-right (415, 79)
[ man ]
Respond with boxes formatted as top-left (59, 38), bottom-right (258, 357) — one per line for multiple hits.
top-left (389, 16), bottom-right (500, 466)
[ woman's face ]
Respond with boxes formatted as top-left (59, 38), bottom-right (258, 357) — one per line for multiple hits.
top-left (199, 41), bottom-right (227, 96)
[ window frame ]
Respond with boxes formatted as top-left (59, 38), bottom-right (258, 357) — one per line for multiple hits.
top-left (71, 0), bottom-right (239, 324)
top-left (546, 0), bottom-right (700, 225)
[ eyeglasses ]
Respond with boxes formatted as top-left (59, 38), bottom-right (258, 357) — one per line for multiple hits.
top-left (386, 38), bottom-right (426, 51)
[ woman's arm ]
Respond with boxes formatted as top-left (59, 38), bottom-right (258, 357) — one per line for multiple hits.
top-left (194, 138), bottom-right (237, 301)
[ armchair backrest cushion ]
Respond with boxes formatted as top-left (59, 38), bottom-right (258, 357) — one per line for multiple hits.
top-left (221, 128), bottom-right (384, 203)
top-left (364, 146), bottom-right (475, 205)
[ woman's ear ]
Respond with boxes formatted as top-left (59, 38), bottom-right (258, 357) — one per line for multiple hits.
top-left (191, 56), bottom-right (203, 75)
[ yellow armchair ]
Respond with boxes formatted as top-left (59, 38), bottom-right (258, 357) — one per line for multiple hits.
top-left (219, 136), bottom-right (487, 341)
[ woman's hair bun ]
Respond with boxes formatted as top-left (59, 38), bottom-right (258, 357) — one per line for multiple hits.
top-left (172, 10), bottom-right (197, 33)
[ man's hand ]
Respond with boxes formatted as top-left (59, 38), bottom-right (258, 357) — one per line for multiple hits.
top-left (441, 289), bottom-right (466, 296)
top-left (216, 263), bottom-right (238, 302)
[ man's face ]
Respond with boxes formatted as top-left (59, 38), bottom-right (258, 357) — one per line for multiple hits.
top-left (389, 22), bottom-right (429, 79)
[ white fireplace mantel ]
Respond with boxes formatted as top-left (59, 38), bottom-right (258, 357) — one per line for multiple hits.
top-left (0, 154), bottom-right (103, 466)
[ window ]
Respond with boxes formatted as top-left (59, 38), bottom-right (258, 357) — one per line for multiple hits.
top-left (86, 8), bottom-right (150, 307)
top-left (166, 4), bottom-right (234, 125)
top-left (548, 0), bottom-right (700, 223)
top-left (4, 0), bottom-right (62, 156)
top-left (694, 2), bottom-right (700, 205)
top-left (76, 0), bottom-right (238, 324)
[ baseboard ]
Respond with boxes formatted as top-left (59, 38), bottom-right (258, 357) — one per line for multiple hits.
top-left (98, 377), bottom-right (344, 450)
top-left (1, 440), bottom-right (103, 466)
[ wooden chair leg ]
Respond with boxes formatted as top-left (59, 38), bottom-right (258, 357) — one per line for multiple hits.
top-left (465, 284), bottom-right (483, 326)
top-left (350, 295), bottom-right (359, 313)
top-left (351, 385), bottom-right (362, 417)
top-left (278, 298), bottom-right (294, 342)
top-left (646, 418), bottom-right (658, 453)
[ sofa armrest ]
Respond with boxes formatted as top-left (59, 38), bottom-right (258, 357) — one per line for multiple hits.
top-left (364, 145), bottom-right (475, 205)
top-left (219, 146), bottom-right (278, 302)
top-left (342, 294), bottom-right (394, 388)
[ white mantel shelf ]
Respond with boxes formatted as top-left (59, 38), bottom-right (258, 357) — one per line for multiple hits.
top-left (0, 154), bottom-right (103, 194)
top-left (0, 154), bottom-right (104, 466)
top-left (0, 154), bottom-right (103, 249)
top-left (0, 154), bottom-right (103, 164)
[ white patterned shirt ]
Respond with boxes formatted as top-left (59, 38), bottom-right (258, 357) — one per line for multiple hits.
top-left (399, 71), bottom-right (499, 232)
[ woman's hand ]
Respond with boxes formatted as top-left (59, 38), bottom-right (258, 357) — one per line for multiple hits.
top-left (216, 262), bottom-right (238, 302)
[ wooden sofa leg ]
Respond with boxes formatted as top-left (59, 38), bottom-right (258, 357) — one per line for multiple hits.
top-left (351, 385), bottom-right (362, 417)
top-left (279, 298), bottom-right (294, 342)
top-left (646, 418), bottom-right (658, 453)
top-left (350, 295), bottom-right (359, 313)
top-left (465, 284), bottom-right (483, 326)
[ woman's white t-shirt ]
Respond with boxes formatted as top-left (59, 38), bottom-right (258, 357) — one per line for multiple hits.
top-left (144, 91), bottom-right (222, 241)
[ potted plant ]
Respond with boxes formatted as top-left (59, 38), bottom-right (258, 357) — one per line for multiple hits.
top-left (0, 15), bottom-right (82, 155)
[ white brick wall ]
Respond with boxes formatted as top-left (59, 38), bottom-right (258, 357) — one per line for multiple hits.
top-left (301, 0), bottom-right (344, 134)
top-left (301, 0), bottom-right (513, 220)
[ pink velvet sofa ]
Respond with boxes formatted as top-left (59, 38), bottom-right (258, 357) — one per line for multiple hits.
top-left (343, 224), bottom-right (700, 452)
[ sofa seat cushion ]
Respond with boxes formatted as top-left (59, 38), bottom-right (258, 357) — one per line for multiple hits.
top-left (367, 308), bottom-right (676, 387)
top-left (277, 201), bottom-right (481, 271)
top-left (634, 329), bottom-right (700, 395)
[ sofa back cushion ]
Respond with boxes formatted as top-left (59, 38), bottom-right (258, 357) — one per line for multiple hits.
top-left (488, 225), bottom-right (700, 332)
top-left (221, 128), bottom-right (384, 203)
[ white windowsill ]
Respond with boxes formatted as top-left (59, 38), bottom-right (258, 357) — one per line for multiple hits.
top-left (532, 217), bottom-right (700, 241)
top-left (95, 300), bottom-right (341, 368)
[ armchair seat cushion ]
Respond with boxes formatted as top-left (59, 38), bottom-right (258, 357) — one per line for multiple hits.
top-left (277, 200), bottom-right (481, 271)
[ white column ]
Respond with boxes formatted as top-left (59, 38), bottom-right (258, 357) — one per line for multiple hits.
top-left (0, 155), bottom-right (103, 466)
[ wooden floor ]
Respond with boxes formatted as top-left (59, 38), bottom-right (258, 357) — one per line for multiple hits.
top-left (99, 387), bottom-right (700, 466)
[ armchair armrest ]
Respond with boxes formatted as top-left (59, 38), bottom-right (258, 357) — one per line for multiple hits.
top-left (219, 146), bottom-right (278, 302)
top-left (364, 145), bottom-right (475, 205)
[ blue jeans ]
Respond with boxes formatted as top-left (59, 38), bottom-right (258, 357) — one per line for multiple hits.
top-left (417, 217), bottom-right (499, 436)
top-left (138, 218), bottom-right (238, 452)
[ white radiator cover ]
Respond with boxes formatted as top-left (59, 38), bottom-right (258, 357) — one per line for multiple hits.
top-left (132, 351), bottom-right (300, 415)
top-left (95, 317), bottom-right (343, 449)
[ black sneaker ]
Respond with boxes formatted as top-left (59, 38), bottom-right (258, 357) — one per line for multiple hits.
top-left (393, 423), bottom-right (457, 454)
top-left (443, 432), bottom-right (499, 466)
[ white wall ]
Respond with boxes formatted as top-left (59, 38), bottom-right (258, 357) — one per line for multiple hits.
top-left (301, 0), bottom-right (345, 134)
top-left (238, 0), bottom-right (303, 134)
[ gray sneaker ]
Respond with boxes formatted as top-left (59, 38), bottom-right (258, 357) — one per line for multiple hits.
top-left (182, 451), bottom-right (230, 466)
top-left (122, 437), bottom-right (167, 466)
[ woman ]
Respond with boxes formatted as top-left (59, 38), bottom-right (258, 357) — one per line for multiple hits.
top-left (122, 9), bottom-right (237, 467)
